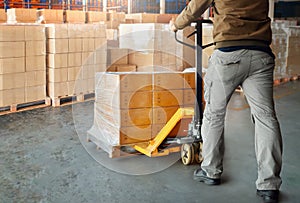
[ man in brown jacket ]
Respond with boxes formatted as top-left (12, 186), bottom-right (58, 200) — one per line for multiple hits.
top-left (170, 1), bottom-right (283, 203)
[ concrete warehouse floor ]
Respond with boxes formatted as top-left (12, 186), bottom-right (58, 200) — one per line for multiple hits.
top-left (0, 81), bottom-right (299, 203)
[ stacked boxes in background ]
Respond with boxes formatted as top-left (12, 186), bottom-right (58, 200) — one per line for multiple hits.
top-left (106, 11), bottom-right (126, 29)
top-left (46, 23), bottom-right (107, 104)
top-left (65, 10), bottom-right (86, 24)
top-left (271, 21), bottom-right (294, 79)
top-left (24, 25), bottom-right (47, 103)
top-left (0, 24), bottom-right (46, 108)
top-left (0, 9), bottom-right (6, 23)
top-left (107, 48), bottom-right (137, 72)
top-left (286, 26), bottom-right (300, 77)
top-left (6, 8), bottom-right (37, 23)
top-left (86, 11), bottom-right (108, 23)
top-left (89, 72), bottom-right (196, 148)
top-left (119, 23), bottom-right (190, 72)
top-left (38, 9), bottom-right (64, 24)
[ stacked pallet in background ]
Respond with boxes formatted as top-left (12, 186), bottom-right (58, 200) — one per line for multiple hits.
top-left (46, 23), bottom-right (107, 106)
top-left (0, 24), bottom-right (48, 112)
top-left (88, 72), bottom-right (196, 157)
top-left (125, 13), bottom-right (178, 24)
top-left (286, 26), bottom-right (300, 78)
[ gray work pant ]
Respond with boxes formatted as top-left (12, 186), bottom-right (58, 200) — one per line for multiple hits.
top-left (201, 49), bottom-right (283, 190)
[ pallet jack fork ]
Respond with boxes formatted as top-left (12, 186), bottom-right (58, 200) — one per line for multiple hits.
top-left (133, 19), bottom-right (213, 165)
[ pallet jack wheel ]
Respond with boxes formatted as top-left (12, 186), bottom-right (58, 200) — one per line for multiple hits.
top-left (181, 143), bottom-right (195, 165)
top-left (193, 142), bottom-right (204, 164)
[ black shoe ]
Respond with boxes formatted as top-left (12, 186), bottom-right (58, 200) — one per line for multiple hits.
top-left (193, 168), bottom-right (221, 185)
top-left (257, 189), bottom-right (279, 203)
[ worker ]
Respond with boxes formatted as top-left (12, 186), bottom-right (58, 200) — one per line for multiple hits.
top-left (170, 0), bottom-right (283, 203)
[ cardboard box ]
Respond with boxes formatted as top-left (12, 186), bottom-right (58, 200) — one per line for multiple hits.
top-left (47, 39), bottom-right (69, 54)
top-left (125, 13), bottom-right (158, 23)
top-left (47, 82), bottom-right (68, 98)
top-left (107, 48), bottom-right (129, 65)
top-left (94, 50), bottom-right (107, 65)
top-left (0, 73), bottom-right (25, 90)
top-left (128, 51), bottom-right (161, 68)
top-left (96, 72), bottom-right (153, 93)
top-left (152, 106), bottom-right (178, 124)
top-left (0, 88), bottom-right (25, 107)
top-left (46, 24), bottom-right (69, 39)
top-left (43, 9), bottom-right (64, 23)
top-left (25, 71), bottom-right (46, 87)
top-left (94, 37), bottom-right (106, 50)
top-left (26, 41), bottom-right (46, 56)
top-left (82, 52), bottom-right (94, 65)
top-left (0, 9), bottom-right (7, 23)
top-left (82, 38), bottom-right (95, 52)
top-left (153, 72), bottom-right (184, 90)
top-left (94, 24), bottom-right (107, 38)
top-left (153, 90), bottom-right (183, 107)
top-left (0, 42), bottom-right (25, 58)
top-left (115, 64), bottom-right (137, 72)
top-left (97, 104), bottom-right (152, 126)
top-left (95, 64), bottom-right (107, 72)
top-left (183, 72), bottom-right (195, 89)
top-left (25, 85), bottom-right (46, 102)
top-left (152, 118), bottom-right (191, 138)
top-left (68, 66), bottom-right (82, 81)
top-left (183, 89), bottom-right (196, 105)
top-left (65, 10), bottom-right (86, 23)
top-left (0, 57), bottom-right (25, 74)
top-left (156, 14), bottom-right (178, 23)
top-left (96, 90), bottom-right (153, 109)
top-left (0, 25), bottom-right (25, 42)
top-left (68, 53), bottom-right (82, 67)
top-left (86, 11), bottom-right (108, 23)
top-left (11, 8), bottom-right (36, 23)
top-left (47, 53), bottom-right (68, 68)
top-left (26, 55), bottom-right (46, 72)
top-left (106, 29), bottom-right (118, 41)
top-left (48, 68), bottom-right (68, 83)
top-left (82, 65), bottom-right (95, 79)
top-left (25, 25), bottom-right (45, 41)
top-left (87, 78), bottom-right (95, 92)
top-left (67, 80), bottom-right (84, 95)
top-left (69, 38), bottom-right (83, 53)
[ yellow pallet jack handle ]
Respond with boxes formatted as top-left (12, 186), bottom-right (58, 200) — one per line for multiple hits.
top-left (133, 107), bottom-right (194, 157)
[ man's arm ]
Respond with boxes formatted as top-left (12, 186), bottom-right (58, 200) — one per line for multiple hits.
top-left (174, 0), bottom-right (213, 30)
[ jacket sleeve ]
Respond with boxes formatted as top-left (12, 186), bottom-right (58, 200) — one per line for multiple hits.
top-left (174, 0), bottom-right (213, 29)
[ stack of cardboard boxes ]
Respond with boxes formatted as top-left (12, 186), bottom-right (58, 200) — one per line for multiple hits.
top-left (0, 24), bottom-right (46, 108)
top-left (89, 71), bottom-right (196, 148)
top-left (46, 23), bottom-right (107, 105)
top-left (286, 26), bottom-right (300, 77)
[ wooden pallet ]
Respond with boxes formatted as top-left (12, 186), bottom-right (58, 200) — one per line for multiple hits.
top-left (274, 75), bottom-right (300, 86)
top-left (0, 97), bottom-right (51, 116)
top-left (51, 92), bottom-right (95, 107)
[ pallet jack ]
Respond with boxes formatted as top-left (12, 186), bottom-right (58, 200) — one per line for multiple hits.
top-left (132, 19), bottom-right (214, 165)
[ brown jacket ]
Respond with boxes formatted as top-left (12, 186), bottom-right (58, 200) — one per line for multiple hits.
top-left (174, 0), bottom-right (272, 48)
